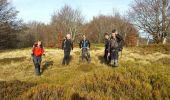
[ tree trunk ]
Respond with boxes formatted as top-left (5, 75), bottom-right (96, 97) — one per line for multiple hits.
top-left (162, 0), bottom-right (168, 44)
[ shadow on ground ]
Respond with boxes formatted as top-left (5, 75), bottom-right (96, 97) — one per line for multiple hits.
top-left (0, 57), bottom-right (26, 65)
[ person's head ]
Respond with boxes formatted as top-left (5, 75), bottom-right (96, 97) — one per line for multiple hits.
top-left (105, 33), bottom-right (109, 39)
top-left (111, 29), bottom-right (117, 38)
top-left (83, 34), bottom-right (86, 40)
top-left (37, 41), bottom-right (42, 47)
top-left (66, 34), bottom-right (71, 39)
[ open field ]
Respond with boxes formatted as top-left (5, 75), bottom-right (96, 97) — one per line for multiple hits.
top-left (0, 45), bottom-right (170, 100)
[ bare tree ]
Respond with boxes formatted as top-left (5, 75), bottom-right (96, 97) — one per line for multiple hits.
top-left (84, 13), bottom-right (138, 45)
top-left (0, 0), bottom-right (22, 49)
top-left (19, 21), bottom-right (57, 47)
top-left (129, 0), bottom-right (170, 44)
top-left (51, 5), bottom-right (84, 40)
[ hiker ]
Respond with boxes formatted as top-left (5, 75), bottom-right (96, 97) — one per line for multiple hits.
top-left (32, 41), bottom-right (44, 76)
top-left (108, 29), bottom-right (123, 67)
top-left (79, 34), bottom-right (91, 63)
top-left (104, 33), bottom-right (110, 64)
top-left (115, 31), bottom-right (124, 53)
top-left (62, 34), bottom-right (73, 65)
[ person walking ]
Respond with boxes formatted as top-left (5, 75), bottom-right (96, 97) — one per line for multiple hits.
top-left (104, 33), bottom-right (110, 64)
top-left (79, 34), bottom-right (91, 63)
top-left (108, 29), bottom-right (122, 67)
top-left (62, 34), bottom-right (73, 65)
top-left (32, 41), bottom-right (44, 76)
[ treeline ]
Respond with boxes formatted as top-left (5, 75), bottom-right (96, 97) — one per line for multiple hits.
top-left (129, 0), bottom-right (170, 44)
top-left (0, 0), bottom-right (170, 49)
top-left (18, 5), bottom-right (138, 48)
top-left (0, 0), bottom-right (23, 49)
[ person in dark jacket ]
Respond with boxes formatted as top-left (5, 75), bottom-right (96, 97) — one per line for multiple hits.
top-left (32, 41), bottom-right (44, 76)
top-left (108, 29), bottom-right (123, 67)
top-left (79, 34), bottom-right (91, 63)
top-left (104, 33), bottom-right (110, 64)
top-left (62, 34), bottom-right (73, 65)
top-left (115, 32), bottom-right (124, 52)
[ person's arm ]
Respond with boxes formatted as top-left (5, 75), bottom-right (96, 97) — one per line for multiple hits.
top-left (116, 34), bottom-right (123, 42)
top-left (79, 40), bottom-right (82, 49)
top-left (41, 48), bottom-right (45, 55)
top-left (108, 40), bottom-right (111, 54)
top-left (106, 40), bottom-right (109, 50)
top-left (62, 40), bottom-right (64, 50)
top-left (32, 45), bottom-right (35, 55)
top-left (32, 48), bottom-right (34, 53)
top-left (71, 41), bottom-right (73, 50)
top-left (116, 34), bottom-right (124, 51)
top-left (88, 40), bottom-right (91, 49)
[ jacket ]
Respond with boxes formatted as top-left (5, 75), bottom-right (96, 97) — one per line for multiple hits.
top-left (62, 39), bottom-right (73, 51)
top-left (32, 45), bottom-right (44, 57)
top-left (104, 39), bottom-right (110, 50)
top-left (79, 39), bottom-right (90, 49)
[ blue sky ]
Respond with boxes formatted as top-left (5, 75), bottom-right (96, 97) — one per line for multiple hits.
top-left (11, 0), bottom-right (133, 24)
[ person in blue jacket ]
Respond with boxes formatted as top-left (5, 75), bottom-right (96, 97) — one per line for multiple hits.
top-left (79, 34), bottom-right (91, 63)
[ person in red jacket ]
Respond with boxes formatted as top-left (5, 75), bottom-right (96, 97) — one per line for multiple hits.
top-left (32, 41), bottom-right (44, 76)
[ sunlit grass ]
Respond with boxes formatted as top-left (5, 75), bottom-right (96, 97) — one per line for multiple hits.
top-left (0, 45), bottom-right (170, 99)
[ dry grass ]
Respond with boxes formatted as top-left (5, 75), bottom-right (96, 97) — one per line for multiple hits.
top-left (0, 45), bottom-right (170, 99)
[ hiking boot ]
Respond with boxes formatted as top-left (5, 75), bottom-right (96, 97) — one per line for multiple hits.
top-left (88, 58), bottom-right (91, 64)
top-left (36, 73), bottom-right (41, 76)
top-left (88, 60), bottom-right (91, 64)
top-left (35, 68), bottom-right (41, 76)
top-left (114, 60), bottom-right (118, 67)
top-left (35, 71), bottom-right (41, 76)
top-left (111, 60), bottom-right (114, 67)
